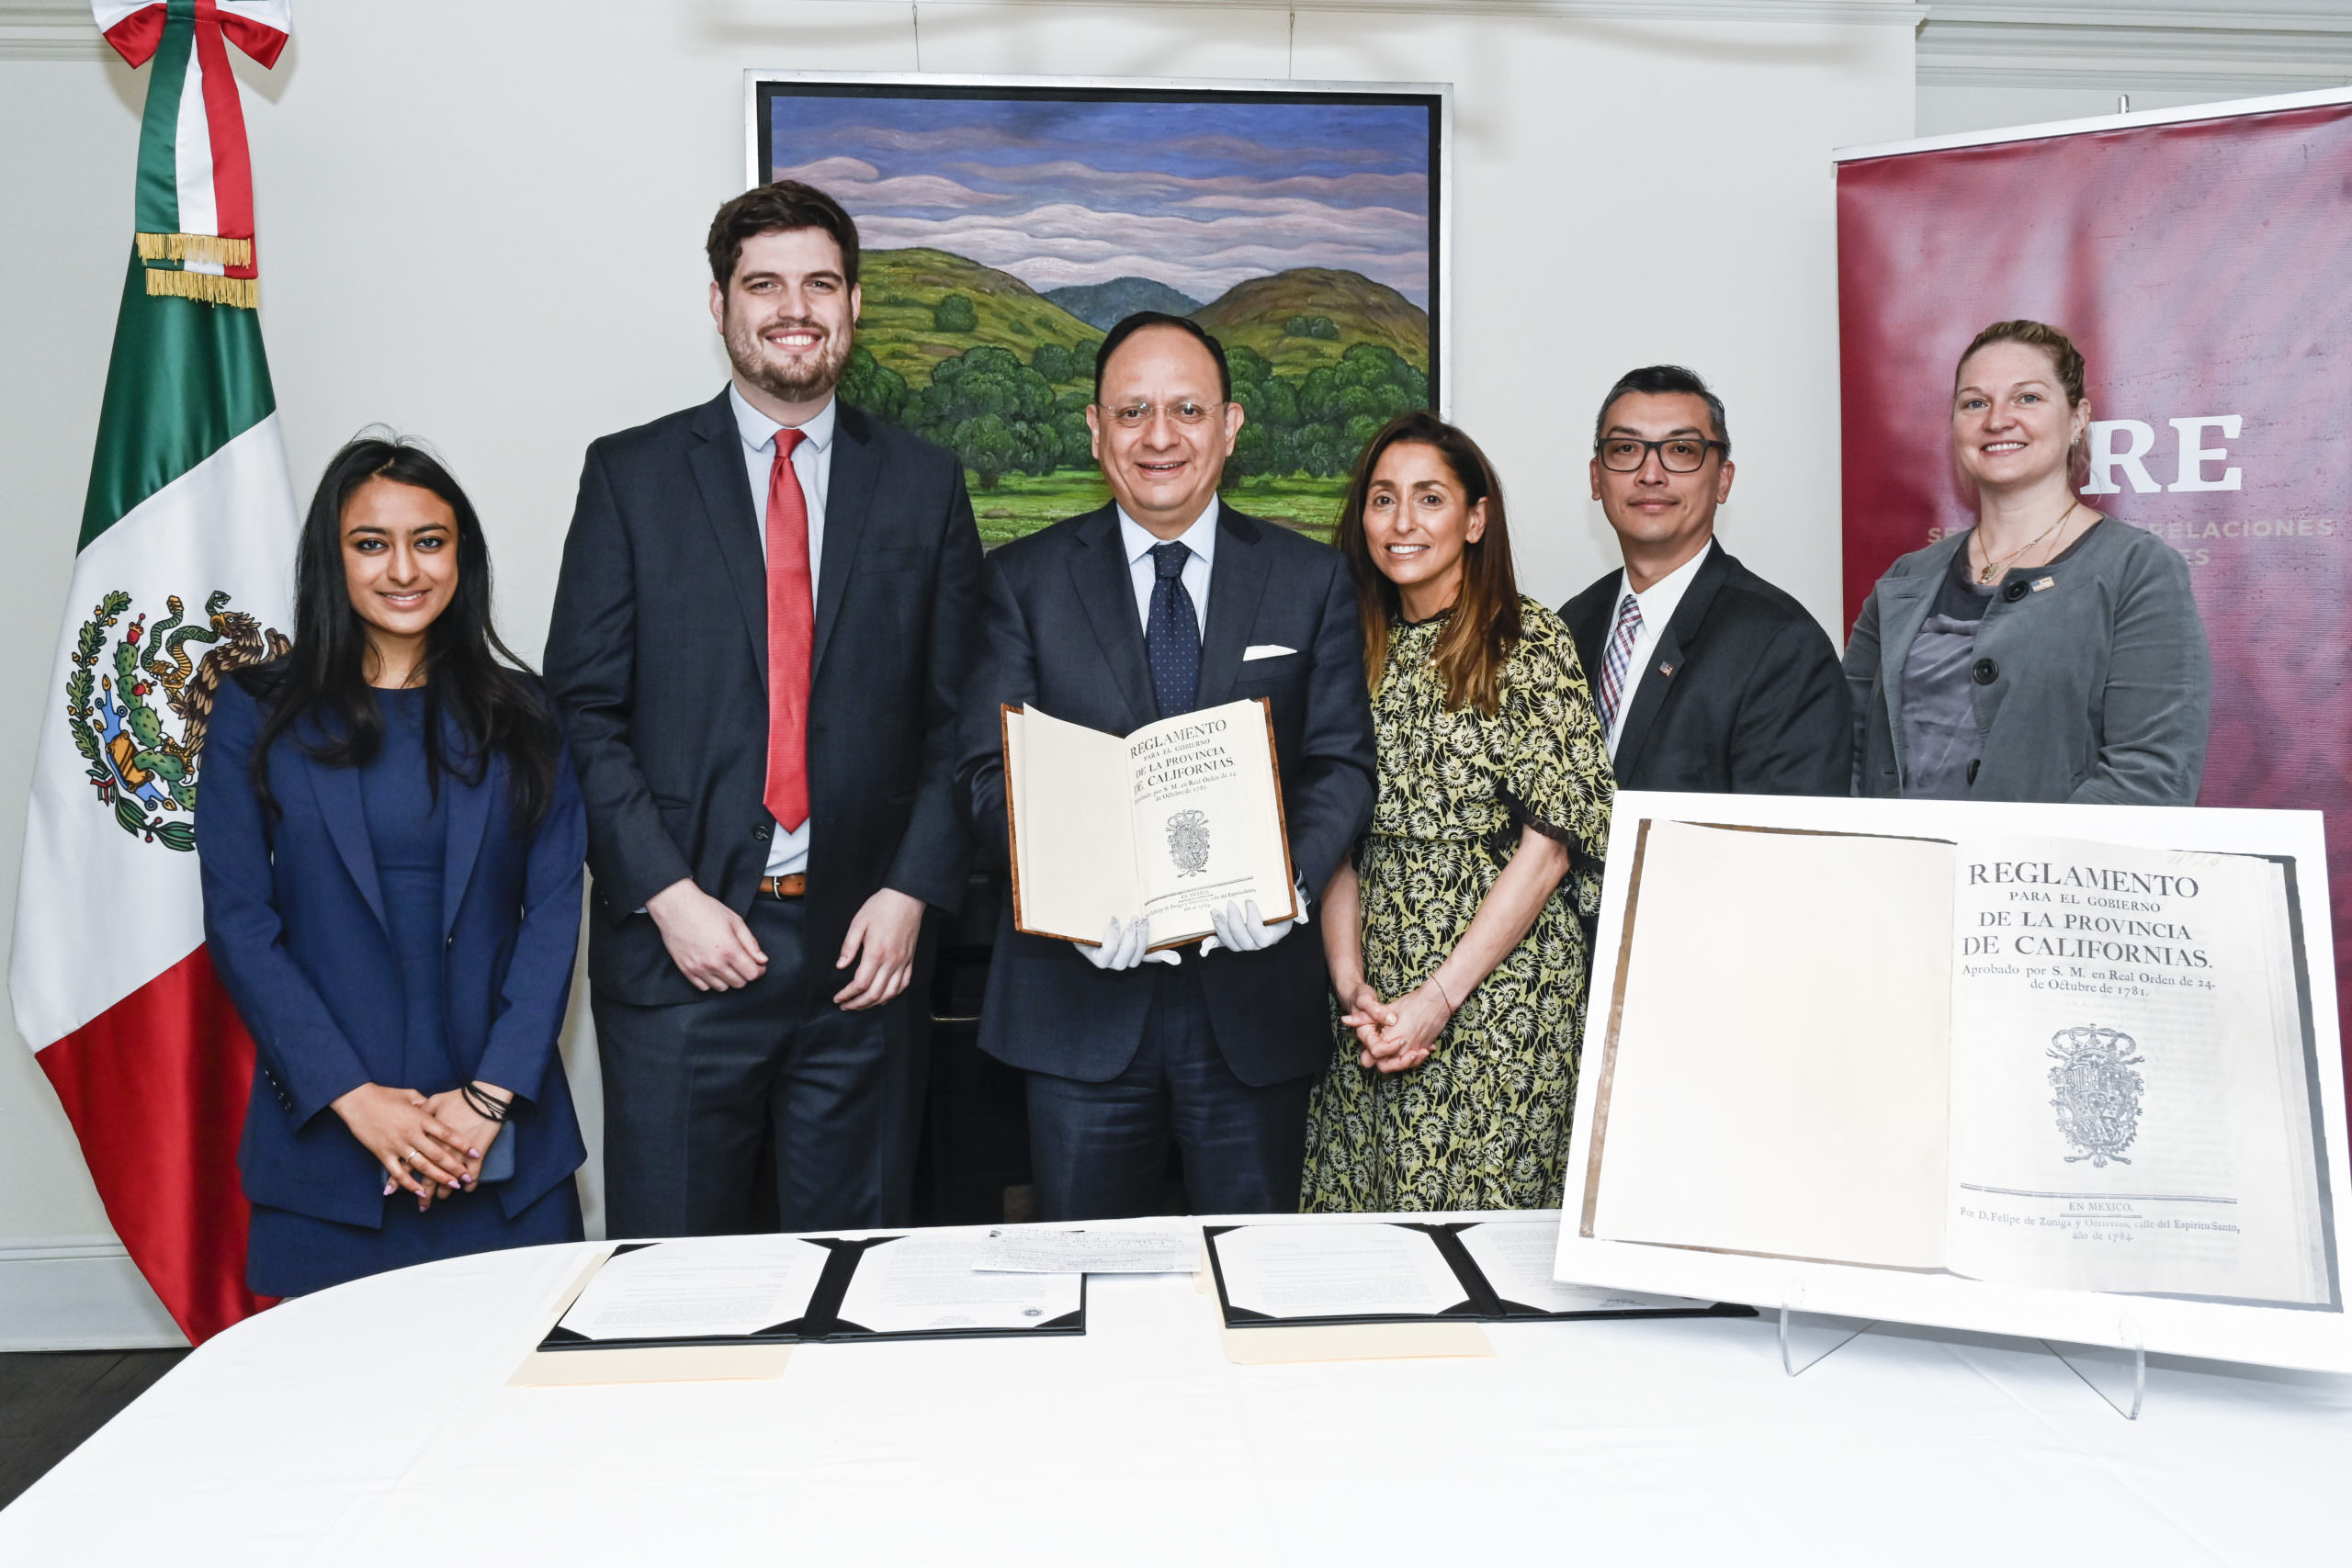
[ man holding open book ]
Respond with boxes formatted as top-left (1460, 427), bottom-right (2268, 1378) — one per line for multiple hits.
top-left (957, 313), bottom-right (1376, 1221)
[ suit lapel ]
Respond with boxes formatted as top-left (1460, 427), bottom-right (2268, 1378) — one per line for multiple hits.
top-left (1613, 547), bottom-right (1728, 778)
top-left (1069, 506), bottom-right (1157, 728)
top-left (305, 750), bottom-right (387, 932)
top-left (811, 404), bottom-right (879, 679)
top-left (440, 712), bottom-right (494, 939)
top-left (1872, 554), bottom-right (1945, 784)
top-left (1571, 571), bottom-right (1619, 684)
top-left (1194, 508), bottom-right (1269, 708)
top-left (686, 390), bottom-right (770, 694)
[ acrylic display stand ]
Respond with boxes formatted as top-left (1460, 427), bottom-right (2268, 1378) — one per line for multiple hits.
top-left (1777, 1280), bottom-right (2146, 1420)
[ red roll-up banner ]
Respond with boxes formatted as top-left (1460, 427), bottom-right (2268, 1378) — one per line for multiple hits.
top-left (1837, 92), bottom-right (2352, 1065)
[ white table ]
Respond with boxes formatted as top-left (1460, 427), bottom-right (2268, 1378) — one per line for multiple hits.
top-left (6, 1215), bottom-right (2348, 1565)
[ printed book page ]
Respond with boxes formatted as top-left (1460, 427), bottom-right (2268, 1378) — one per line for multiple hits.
top-left (1123, 699), bottom-right (1295, 947)
top-left (1005, 705), bottom-right (1143, 942)
top-left (1944, 838), bottom-right (2331, 1304)
top-left (1587, 820), bottom-right (1957, 1270)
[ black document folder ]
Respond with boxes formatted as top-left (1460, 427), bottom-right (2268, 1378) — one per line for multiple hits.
top-left (538, 1234), bottom-right (1087, 1353)
top-left (1204, 1221), bottom-right (1755, 1329)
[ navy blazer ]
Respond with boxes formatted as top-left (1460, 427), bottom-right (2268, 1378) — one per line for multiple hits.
top-left (546, 391), bottom-right (981, 1007)
top-left (956, 502), bottom-right (1377, 1087)
top-left (198, 675), bottom-right (589, 1229)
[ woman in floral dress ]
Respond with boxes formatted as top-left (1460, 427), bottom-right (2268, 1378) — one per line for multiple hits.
top-left (1300, 412), bottom-right (1614, 1212)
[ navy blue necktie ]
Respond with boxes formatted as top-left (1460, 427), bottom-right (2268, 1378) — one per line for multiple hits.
top-left (1146, 541), bottom-right (1200, 717)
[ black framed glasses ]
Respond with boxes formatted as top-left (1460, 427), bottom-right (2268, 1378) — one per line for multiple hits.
top-left (1595, 435), bottom-right (1727, 473)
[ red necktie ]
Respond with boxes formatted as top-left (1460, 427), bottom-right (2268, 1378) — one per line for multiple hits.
top-left (763, 428), bottom-right (813, 831)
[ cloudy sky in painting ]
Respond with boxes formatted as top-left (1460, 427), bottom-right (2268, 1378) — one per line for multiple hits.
top-left (767, 95), bottom-right (1432, 306)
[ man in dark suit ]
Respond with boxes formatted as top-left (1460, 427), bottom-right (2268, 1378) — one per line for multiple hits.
top-left (957, 313), bottom-right (1375, 1221)
top-left (1560, 365), bottom-right (1848, 795)
top-left (546, 182), bottom-right (980, 1238)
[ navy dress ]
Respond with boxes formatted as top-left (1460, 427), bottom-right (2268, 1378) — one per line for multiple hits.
top-left (245, 688), bottom-right (581, 1296)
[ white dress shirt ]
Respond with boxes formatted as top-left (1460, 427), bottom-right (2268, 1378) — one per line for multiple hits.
top-left (1116, 496), bottom-right (1217, 637)
top-left (1604, 537), bottom-right (1713, 760)
top-left (729, 383), bottom-right (837, 877)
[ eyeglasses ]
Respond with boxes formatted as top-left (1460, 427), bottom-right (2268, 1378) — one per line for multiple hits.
top-left (1595, 435), bottom-right (1727, 473)
top-left (1100, 400), bottom-right (1226, 428)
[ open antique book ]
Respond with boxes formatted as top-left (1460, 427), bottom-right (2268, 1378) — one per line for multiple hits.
top-left (1582, 819), bottom-right (2336, 1309)
top-left (1002, 697), bottom-right (1295, 951)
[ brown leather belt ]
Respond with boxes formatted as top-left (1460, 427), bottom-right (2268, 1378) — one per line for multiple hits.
top-left (759, 874), bottom-right (808, 898)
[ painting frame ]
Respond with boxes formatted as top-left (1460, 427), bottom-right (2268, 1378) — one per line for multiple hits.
top-left (743, 70), bottom-right (1452, 544)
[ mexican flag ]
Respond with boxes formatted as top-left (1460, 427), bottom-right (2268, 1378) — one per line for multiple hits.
top-left (10, 0), bottom-right (297, 1344)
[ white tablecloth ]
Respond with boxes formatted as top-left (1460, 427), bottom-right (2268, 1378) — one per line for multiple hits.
top-left (6, 1215), bottom-right (2348, 1565)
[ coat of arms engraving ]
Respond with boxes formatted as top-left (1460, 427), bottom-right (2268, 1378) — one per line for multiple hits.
top-left (2046, 1024), bottom-right (2146, 1167)
top-left (1165, 808), bottom-right (1211, 877)
top-left (64, 589), bottom-right (288, 852)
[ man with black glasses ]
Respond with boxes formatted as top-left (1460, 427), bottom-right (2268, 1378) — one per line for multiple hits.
top-left (1560, 365), bottom-right (1849, 795)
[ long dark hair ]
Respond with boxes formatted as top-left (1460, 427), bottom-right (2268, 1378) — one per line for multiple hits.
top-left (1336, 411), bottom-right (1523, 716)
top-left (246, 433), bottom-right (559, 827)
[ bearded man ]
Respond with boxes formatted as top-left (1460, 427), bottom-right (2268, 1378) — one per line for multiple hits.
top-left (547, 181), bottom-right (981, 1237)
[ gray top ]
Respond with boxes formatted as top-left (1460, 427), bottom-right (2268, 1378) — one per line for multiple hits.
top-left (1845, 517), bottom-right (2211, 805)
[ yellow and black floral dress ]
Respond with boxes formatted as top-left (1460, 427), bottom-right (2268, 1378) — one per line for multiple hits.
top-left (1300, 597), bottom-right (1613, 1212)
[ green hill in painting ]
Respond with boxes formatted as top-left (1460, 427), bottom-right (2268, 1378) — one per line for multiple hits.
top-left (855, 247), bottom-right (1102, 389)
top-left (1192, 268), bottom-right (1430, 374)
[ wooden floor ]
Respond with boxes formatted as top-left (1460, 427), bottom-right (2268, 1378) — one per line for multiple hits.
top-left (0, 1349), bottom-right (187, 1510)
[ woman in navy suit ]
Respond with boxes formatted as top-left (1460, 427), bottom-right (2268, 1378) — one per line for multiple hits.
top-left (200, 434), bottom-right (588, 1296)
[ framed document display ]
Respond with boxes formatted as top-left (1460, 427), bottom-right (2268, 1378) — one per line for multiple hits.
top-left (1555, 792), bottom-right (2350, 1372)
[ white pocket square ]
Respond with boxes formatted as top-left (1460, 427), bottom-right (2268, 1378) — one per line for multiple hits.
top-left (1242, 644), bottom-right (1297, 660)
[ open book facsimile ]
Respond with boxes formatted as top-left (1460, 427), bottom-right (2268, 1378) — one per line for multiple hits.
top-left (1581, 820), bottom-right (2337, 1310)
top-left (1002, 698), bottom-right (1296, 951)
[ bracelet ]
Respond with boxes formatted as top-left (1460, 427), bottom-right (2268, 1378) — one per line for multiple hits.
top-left (461, 1081), bottom-right (513, 1122)
top-left (1425, 974), bottom-right (1458, 1012)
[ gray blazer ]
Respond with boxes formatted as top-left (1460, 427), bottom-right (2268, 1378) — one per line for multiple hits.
top-left (1844, 520), bottom-right (2210, 804)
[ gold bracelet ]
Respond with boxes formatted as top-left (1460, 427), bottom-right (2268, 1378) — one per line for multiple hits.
top-left (1426, 974), bottom-right (1457, 1011)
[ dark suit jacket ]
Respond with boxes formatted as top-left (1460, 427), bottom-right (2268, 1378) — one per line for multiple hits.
top-left (956, 503), bottom-right (1376, 1087)
top-left (1561, 544), bottom-right (1849, 796)
top-left (546, 391), bottom-right (982, 1006)
top-left (198, 676), bottom-right (589, 1231)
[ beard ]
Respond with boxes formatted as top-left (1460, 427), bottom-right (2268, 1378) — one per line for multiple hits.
top-left (725, 310), bottom-right (851, 402)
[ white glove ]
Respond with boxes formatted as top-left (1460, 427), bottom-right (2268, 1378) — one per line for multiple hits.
top-left (1199, 893), bottom-right (1308, 957)
top-left (1076, 917), bottom-right (1181, 970)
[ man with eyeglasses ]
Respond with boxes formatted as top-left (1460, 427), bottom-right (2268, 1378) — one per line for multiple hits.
top-left (957, 311), bottom-right (1375, 1220)
top-left (1560, 364), bottom-right (1849, 796)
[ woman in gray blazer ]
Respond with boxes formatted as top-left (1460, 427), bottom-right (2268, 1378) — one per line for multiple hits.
top-left (1846, 320), bottom-right (2209, 804)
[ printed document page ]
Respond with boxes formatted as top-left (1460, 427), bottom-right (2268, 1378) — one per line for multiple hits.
top-left (1587, 820), bottom-right (1956, 1269)
top-left (556, 1236), bottom-right (831, 1342)
top-left (1458, 1219), bottom-right (1710, 1314)
top-left (1006, 705), bottom-right (1141, 942)
top-left (1125, 699), bottom-right (1295, 947)
top-left (1945, 838), bottom-right (2331, 1304)
top-left (1214, 1224), bottom-right (1469, 1320)
top-left (972, 1225), bottom-right (1197, 1274)
top-left (833, 1234), bottom-right (1081, 1334)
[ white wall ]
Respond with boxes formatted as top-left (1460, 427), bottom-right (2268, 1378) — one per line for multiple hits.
top-left (0, 0), bottom-right (1916, 1344)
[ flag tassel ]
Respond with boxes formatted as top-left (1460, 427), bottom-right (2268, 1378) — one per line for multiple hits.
top-left (135, 231), bottom-right (254, 269)
top-left (142, 267), bottom-right (261, 309)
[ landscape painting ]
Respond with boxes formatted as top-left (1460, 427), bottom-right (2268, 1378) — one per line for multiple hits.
top-left (752, 76), bottom-right (1446, 544)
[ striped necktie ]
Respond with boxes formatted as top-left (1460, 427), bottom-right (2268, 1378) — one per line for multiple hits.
top-left (1598, 592), bottom-right (1643, 737)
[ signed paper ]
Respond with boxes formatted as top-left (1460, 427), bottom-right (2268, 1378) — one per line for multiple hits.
top-left (835, 1234), bottom-right (1080, 1334)
top-left (1457, 1220), bottom-right (1709, 1314)
top-left (1214, 1224), bottom-right (1469, 1320)
top-left (556, 1236), bottom-right (830, 1342)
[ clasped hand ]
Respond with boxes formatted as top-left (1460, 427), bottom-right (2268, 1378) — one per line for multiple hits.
top-left (331, 1082), bottom-right (505, 1211)
top-left (1339, 977), bottom-right (1454, 1074)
